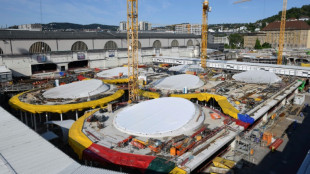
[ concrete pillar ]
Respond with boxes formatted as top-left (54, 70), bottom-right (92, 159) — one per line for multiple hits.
top-left (25, 112), bottom-right (28, 126)
top-left (39, 113), bottom-right (42, 123)
top-left (34, 114), bottom-right (37, 131)
top-left (46, 113), bottom-right (49, 130)
top-left (60, 113), bottom-right (63, 121)
top-left (46, 113), bottom-right (48, 122)
top-left (76, 110), bottom-right (78, 121)
top-left (31, 113), bottom-right (34, 128)
top-left (20, 111), bottom-right (23, 123)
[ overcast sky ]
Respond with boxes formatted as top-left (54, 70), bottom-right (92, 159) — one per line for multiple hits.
top-left (0, 0), bottom-right (308, 27)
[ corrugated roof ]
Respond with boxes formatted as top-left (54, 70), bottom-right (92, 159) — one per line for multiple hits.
top-left (262, 20), bottom-right (310, 31)
top-left (0, 30), bottom-right (200, 40)
top-left (0, 107), bottom-right (122, 174)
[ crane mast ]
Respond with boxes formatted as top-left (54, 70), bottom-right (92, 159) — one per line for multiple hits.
top-left (127, 0), bottom-right (139, 102)
top-left (233, 0), bottom-right (251, 4)
top-left (201, 0), bottom-right (210, 69)
top-left (277, 0), bottom-right (287, 65)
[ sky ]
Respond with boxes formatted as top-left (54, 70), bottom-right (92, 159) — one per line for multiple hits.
top-left (0, 0), bottom-right (309, 27)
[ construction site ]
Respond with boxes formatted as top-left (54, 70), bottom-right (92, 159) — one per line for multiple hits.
top-left (1, 0), bottom-right (310, 174)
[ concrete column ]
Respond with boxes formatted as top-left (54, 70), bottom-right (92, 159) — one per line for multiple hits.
top-left (39, 113), bottom-right (42, 123)
top-left (60, 113), bottom-right (63, 121)
top-left (25, 112), bottom-right (28, 126)
top-left (34, 114), bottom-right (37, 131)
top-left (76, 110), bottom-right (78, 121)
top-left (46, 113), bottom-right (49, 130)
top-left (20, 111), bottom-right (23, 123)
top-left (31, 113), bottom-right (34, 128)
top-left (46, 113), bottom-right (48, 122)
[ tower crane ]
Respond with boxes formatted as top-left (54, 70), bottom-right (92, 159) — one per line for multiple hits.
top-left (233, 0), bottom-right (288, 65)
top-left (201, 0), bottom-right (211, 69)
top-left (127, 0), bottom-right (139, 103)
top-left (233, 0), bottom-right (251, 4)
top-left (277, 0), bottom-right (287, 65)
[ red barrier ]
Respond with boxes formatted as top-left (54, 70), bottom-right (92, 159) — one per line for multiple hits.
top-left (235, 120), bottom-right (250, 129)
top-left (83, 143), bottom-right (156, 172)
top-left (269, 139), bottom-right (283, 151)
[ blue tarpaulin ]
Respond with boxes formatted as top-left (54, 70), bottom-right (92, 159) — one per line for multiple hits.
top-left (238, 114), bottom-right (255, 124)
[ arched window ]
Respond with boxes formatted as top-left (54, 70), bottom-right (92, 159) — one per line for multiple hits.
top-left (171, 40), bottom-right (179, 47)
top-left (187, 40), bottom-right (193, 47)
top-left (153, 40), bottom-right (161, 49)
top-left (71, 41), bottom-right (88, 52)
top-left (138, 41), bottom-right (142, 49)
top-left (29, 42), bottom-right (51, 54)
top-left (195, 40), bottom-right (200, 46)
top-left (104, 41), bottom-right (118, 50)
top-left (0, 48), bottom-right (3, 55)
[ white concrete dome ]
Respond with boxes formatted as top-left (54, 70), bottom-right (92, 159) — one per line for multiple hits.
top-left (113, 97), bottom-right (204, 138)
top-left (153, 74), bottom-right (204, 90)
top-left (96, 67), bottom-right (128, 78)
top-left (233, 70), bottom-right (282, 84)
top-left (43, 79), bottom-right (110, 99)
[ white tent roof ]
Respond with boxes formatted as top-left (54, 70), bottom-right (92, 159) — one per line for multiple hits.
top-left (43, 79), bottom-right (109, 99)
top-left (96, 67), bottom-right (128, 78)
top-left (168, 64), bottom-right (203, 73)
top-left (0, 65), bottom-right (11, 73)
top-left (232, 70), bottom-right (282, 84)
top-left (0, 107), bottom-right (121, 174)
top-left (153, 74), bottom-right (204, 90)
top-left (168, 64), bottom-right (188, 72)
top-left (114, 97), bottom-right (198, 137)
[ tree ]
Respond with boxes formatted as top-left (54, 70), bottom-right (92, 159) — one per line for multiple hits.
top-left (261, 22), bottom-right (266, 29)
top-left (224, 44), bottom-right (230, 49)
top-left (262, 42), bottom-right (272, 49)
top-left (246, 23), bottom-right (256, 32)
top-left (254, 39), bottom-right (262, 49)
top-left (228, 33), bottom-right (243, 49)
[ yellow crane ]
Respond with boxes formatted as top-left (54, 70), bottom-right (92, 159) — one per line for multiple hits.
top-left (127, 0), bottom-right (139, 103)
top-left (201, 0), bottom-right (211, 69)
top-left (233, 0), bottom-right (288, 65)
top-left (277, 0), bottom-right (287, 65)
top-left (187, 24), bottom-right (191, 34)
top-left (233, 0), bottom-right (251, 4)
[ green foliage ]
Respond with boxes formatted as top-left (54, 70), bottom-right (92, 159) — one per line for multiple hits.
top-left (258, 5), bottom-right (310, 25)
top-left (207, 5), bottom-right (310, 32)
top-left (254, 39), bottom-right (262, 49)
top-left (261, 22), bottom-right (266, 29)
top-left (228, 33), bottom-right (244, 49)
top-left (307, 20), bottom-right (310, 26)
top-left (262, 42), bottom-right (272, 48)
top-left (245, 23), bottom-right (257, 32)
top-left (224, 44), bottom-right (230, 49)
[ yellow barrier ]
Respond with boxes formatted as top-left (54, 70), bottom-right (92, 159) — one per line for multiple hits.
top-left (68, 109), bottom-right (99, 159)
top-left (212, 157), bottom-right (236, 169)
top-left (9, 90), bottom-right (125, 114)
top-left (102, 78), bottom-right (129, 84)
top-left (301, 63), bottom-right (310, 67)
top-left (139, 90), bottom-right (160, 99)
top-left (170, 93), bottom-right (239, 119)
top-left (169, 167), bottom-right (187, 174)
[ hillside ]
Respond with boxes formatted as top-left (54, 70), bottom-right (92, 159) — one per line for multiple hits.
top-left (42, 22), bottom-right (118, 31)
top-left (257, 4), bottom-right (310, 25)
top-left (209, 4), bottom-right (310, 32)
